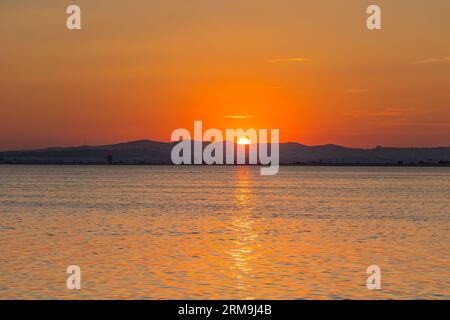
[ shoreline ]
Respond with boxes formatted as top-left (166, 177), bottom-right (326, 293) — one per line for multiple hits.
top-left (1, 163), bottom-right (449, 167)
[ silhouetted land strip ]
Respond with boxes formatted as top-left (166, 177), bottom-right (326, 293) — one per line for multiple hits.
top-left (1, 140), bottom-right (449, 166)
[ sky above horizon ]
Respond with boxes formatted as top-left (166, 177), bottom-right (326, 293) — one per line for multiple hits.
top-left (1, 0), bottom-right (450, 150)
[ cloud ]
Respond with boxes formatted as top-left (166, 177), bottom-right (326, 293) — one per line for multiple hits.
top-left (344, 107), bottom-right (430, 118)
top-left (380, 120), bottom-right (450, 127)
top-left (369, 108), bottom-right (404, 117)
top-left (222, 115), bottom-right (251, 119)
top-left (344, 109), bottom-right (399, 118)
top-left (343, 89), bottom-right (368, 94)
top-left (413, 56), bottom-right (450, 64)
top-left (267, 57), bottom-right (308, 63)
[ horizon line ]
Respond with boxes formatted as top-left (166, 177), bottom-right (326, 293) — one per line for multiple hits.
top-left (1, 138), bottom-right (450, 153)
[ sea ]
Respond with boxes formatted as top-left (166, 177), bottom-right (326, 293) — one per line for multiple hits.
top-left (0, 165), bottom-right (449, 299)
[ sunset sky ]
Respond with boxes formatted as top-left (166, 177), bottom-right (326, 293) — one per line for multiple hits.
top-left (1, 0), bottom-right (449, 150)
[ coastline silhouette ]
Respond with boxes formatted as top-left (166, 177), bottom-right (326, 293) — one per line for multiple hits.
top-left (0, 140), bottom-right (449, 166)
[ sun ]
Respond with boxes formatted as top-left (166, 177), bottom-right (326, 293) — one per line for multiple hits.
top-left (237, 137), bottom-right (251, 145)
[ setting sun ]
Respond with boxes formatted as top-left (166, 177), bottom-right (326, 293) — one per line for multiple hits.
top-left (237, 137), bottom-right (251, 145)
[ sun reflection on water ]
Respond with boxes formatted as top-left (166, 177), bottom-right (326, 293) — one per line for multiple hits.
top-left (226, 167), bottom-right (261, 298)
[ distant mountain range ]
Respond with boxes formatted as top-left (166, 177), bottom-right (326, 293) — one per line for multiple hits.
top-left (1, 140), bottom-right (449, 165)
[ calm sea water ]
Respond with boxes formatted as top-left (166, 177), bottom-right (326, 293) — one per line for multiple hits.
top-left (0, 165), bottom-right (449, 299)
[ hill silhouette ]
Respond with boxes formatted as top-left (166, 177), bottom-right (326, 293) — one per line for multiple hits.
top-left (0, 140), bottom-right (449, 165)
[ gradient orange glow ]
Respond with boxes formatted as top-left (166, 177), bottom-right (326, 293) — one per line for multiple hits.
top-left (0, 0), bottom-right (449, 150)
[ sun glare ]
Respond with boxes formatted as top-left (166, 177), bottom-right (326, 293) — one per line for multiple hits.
top-left (237, 137), bottom-right (251, 145)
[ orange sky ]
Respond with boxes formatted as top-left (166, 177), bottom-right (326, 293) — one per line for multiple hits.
top-left (1, 0), bottom-right (449, 150)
